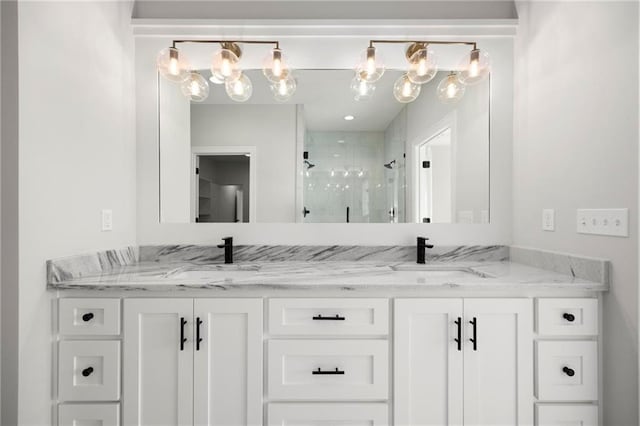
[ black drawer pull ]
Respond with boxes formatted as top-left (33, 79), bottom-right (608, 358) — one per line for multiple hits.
top-left (469, 317), bottom-right (478, 351)
top-left (563, 313), bottom-right (576, 322)
top-left (81, 367), bottom-right (94, 377)
top-left (180, 317), bottom-right (187, 351)
top-left (454, 317), bottom-right (462, 351)
top-left (82, 312), bottom-right (94, 322)
top-left (563, 366), bottom-right (575, 377)
top-left (312, 314), bottom-right (345, 321)
top-left (196, 317), bottom-right (203, 351)
top-left (312, 367), bottom-right (345, 375)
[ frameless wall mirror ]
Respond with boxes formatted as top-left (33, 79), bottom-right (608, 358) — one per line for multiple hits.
top-left (158, 42), bottom-right (490, 224)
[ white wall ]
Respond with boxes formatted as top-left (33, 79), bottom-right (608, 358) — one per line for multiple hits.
top-left (136, 33), bottom-right (514, 245)
top-left (513, 2), bottom-right (638, 424)
top-left (18, 2), bottom-right (137, 425)
top-left (190, 104), bottom-right (297, 222)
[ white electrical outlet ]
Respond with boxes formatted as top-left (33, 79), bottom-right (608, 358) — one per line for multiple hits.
top-left (101, 209), bottom-right (113, 232)
top-left (542, 209), bottom-right (555, 231)
top-left (577, 208), bottom-right (628, 237)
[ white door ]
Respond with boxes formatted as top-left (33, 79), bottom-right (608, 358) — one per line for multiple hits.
top-left (394, 299), bottom-right (464, 426)
top-left (194, 299), bottom-right (263, 426)
top-left (123, 299), bottom-right (194, 426)
top-left (463, 299), bottom-right (533, 426)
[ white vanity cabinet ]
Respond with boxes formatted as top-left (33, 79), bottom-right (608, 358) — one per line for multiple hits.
top-left (123, 298), bottom-right (263, 426)
top-left (394, 298), bottom-right (533, 426)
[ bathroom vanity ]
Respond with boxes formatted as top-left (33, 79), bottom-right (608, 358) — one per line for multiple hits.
top-left (49, 246), bottom-right (606, 426)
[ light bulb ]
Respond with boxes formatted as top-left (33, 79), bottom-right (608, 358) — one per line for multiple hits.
top-left (263, 48), bottom-right (291, 83)
top-left (157, 47), bottom-right (190, 82)
top-left (270, 74), bottom-right (297, 102)
top-left (355, 46), bottom-right (385, 83)
top-left (211, 48), bottom-right (241, 83)
top-left (458, 48), bottom-right (491, 85)
top-left (437, 72), bottom-right (465, 104)
top-left (350, 75), bottom-right (376, 101)
top-left (393, 73), bottom-right (420, 103)
top-left (225, 73), bottom-right (253, 102)
top-left (180, 72), bottom-right (210, 102)
top-left (407, 47), bottom-right (438, 84)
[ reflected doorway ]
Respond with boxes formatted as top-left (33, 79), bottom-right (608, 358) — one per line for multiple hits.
top-left (418, 128), bottom-right (454, 223)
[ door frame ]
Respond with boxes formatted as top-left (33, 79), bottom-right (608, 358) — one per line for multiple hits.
top-left (410, 111), bottom-right (457, 223)
top-left (191, 146), bottom-right (257, 223)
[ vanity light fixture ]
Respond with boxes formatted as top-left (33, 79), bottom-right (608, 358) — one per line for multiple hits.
top-left (157, 39), bottom-right (296, 103)
top-left (181, 72), bottom-right (210, 102)
top-left (350, 75), bottom-right (376, 101)
top-left (354, 40), bottom-right (490, 104)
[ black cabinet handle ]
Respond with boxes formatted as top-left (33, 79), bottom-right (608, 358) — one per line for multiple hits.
top-left (469, 317), bottom-right (478, 351)
top-left (196, 317), bottom-right (203, 351)
top-left (563, 366), bottom-right (575, 377)
top-left (563, 313), bottom-right (576, 322)
top-left (312, 314), bottom-right (345, 321)
top-left (81, 367), bottom-right (94, 377)
top-left (454, 317), bottom-right (462, 351)
top-left (180, 317), bottom-right (187, 351)
top-left (312, 367), bottom-right (345, 375)
top-left (82, 312), bottom-right (94, 322)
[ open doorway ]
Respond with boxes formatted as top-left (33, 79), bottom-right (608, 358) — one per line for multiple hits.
top-left (417, 128), bottom-right (455, 223)
top-left (192, 150), bottom-right (254, 223)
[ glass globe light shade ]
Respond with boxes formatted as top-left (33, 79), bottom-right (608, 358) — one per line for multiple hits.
top-left (180, 72), bottom-right (210, 102)
top-left (350, 75), bottom-right (376, 101)
top-left (437, 72), bottom-right (466, 104)
top-left (157, 47), bottom-right (190, 82)
top-left (270, 75), bottom-right (297, 102)
top-left (211, 48), bottom-right (241, 83)
top-left (393, 73), bottom-right (421, 103)
top-left (225, 73), bottom-right (253, 102)
top-left (407, 47), bottom-right (438, 84)
top-left (458, 48), bottom-right (491, 85)
top-left (355, 46), bottom-right (385, 83)
top-left (263, 48), bottom-right (290, 83)
top-left (209, 72), bottom-right (224, 85)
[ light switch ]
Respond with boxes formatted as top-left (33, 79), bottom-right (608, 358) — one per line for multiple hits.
top-left (101, 209), bottom-right (113, 232)
top-left (542, 209), bottom-right (555, 231)
top-left (577, 208), bottom-right (628, 237)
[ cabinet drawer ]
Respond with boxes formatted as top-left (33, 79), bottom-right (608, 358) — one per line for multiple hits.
top-left (269, 298), bottom-right (388, 335)
top-left (537, 298), bottom-right (598, 336)
top-left (536, 404), bottom-right (598, 426)
top-left (268, 339), bottom-right (388, 400)
top-left (536, 341), bottom-right (598, 401)
top-left (59, 298), bottom-right (121, 335)
top-left (58, 340), bottom-right (120, 401)
top-left (58, 403), bottom-right (120, 426)
top-left (268, 403), bottom-right (388, 425)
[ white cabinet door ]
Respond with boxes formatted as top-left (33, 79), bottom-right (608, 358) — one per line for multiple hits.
top-left (463, 299), bottom-right (533, 426)
top-left (268, 403), bottom-right (388, 426)
top-left (123, 299), bottom-right (194, 426)
top-left (394, 299), bottom-right (463, 426)
top-left (194, 299), bottom-right (263, 426)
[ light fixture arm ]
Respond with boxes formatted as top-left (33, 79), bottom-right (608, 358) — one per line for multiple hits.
top-left (171, 39), bottom-right (280, 49)
top-left (368, 39), bottom-right (477, 50)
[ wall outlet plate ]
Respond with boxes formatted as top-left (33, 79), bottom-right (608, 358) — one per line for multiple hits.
top-left (577, 208), bottom-right (628, 237)
top-left (101, 209), bottom-right (113, 232)
top-left (542, 209), bottom-right (555, 231)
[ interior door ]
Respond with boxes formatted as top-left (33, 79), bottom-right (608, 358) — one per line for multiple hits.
top-left (123, 299), bottom-right (194, 426)
top-left (194, 299), bottom-right (263, 426)
top-left (394, 299), bottom-right (464, 426)
top-left (463, 299), bottom-right (533, 426)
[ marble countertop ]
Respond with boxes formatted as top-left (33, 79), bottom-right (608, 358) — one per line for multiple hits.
top-left (47, 260), bottom-right (608, 292)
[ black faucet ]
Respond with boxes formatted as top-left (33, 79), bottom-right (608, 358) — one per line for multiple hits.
top-left (417, 237), bottom-right (434, 264)
top-left (217, 237), bottom-right (233, 264)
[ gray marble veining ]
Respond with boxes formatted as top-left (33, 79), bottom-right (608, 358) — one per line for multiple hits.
top-left (47, 246), bottom-right (138, 284)
top-left (510, 246), bottom-right (608, 285)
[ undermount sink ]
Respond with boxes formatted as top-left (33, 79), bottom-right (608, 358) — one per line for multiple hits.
top-left (166, 263), bottom-right (260, 280)
top-left (391, 264), bottom-right (491, 278)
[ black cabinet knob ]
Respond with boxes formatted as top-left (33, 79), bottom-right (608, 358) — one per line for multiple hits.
top-left (82, 312), bottom-right (94, 322)
top-left (562, 313), bottom-right (575, 322)
top-left (81, 367), bottom-right (94, 377)
top-left (562, 366), bottom-right (575, 377)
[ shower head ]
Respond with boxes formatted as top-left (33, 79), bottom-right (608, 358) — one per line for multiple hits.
top-left (304, 160), bottom-right (316, 169)
top-left (384, 160), bottom-right (396, 169)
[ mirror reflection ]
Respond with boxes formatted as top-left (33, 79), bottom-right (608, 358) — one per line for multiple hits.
top-left (159, 68), bottom-right (489, 224)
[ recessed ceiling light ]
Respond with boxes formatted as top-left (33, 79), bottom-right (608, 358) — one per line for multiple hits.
top-left (337, 140), bottom-right (345, 144)
top-left (333, 153), bottom-right (340, 158)
top-left (343, 115), bottom-right (355, 121)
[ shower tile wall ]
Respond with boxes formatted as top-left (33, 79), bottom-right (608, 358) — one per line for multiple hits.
top-left (384, 108), bottom-right (407, 223)
top-left (303, 131), bottom-right (387, 223)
